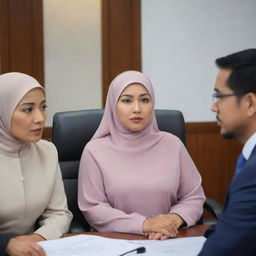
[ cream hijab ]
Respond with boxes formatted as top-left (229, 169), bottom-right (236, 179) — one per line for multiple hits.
top-left (0, 72), bottom-right (44, 152)
top-left (92, 70), bottom-right (164, 151)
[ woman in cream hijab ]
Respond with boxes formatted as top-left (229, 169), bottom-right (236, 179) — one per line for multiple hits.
top-left (78, 70), bottom-right (205, 240)
top-left (0, 72), bottom-right (72, 256)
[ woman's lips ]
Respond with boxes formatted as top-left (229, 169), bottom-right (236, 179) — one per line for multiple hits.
top-left (31, 128), bottom-right (43, 135)
top-left (130, 118), bottom-right (143, 123)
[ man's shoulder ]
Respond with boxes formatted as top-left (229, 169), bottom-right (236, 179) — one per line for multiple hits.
top-left (237, 156), bottom-right (256, 181)
top-left (246, 153), bottom-right (256, 166)
top-left (228, 156), bottom-right (256, 207)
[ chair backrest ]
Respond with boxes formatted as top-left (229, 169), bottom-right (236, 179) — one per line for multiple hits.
top-left (155, 109), bottom-right (185, 144)
top-left (52, 109), bottom-right (185, 232)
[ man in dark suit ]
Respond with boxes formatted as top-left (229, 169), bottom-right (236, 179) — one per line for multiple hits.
top-left (199, 49), bottom-right (256, 255)
top-left (0, 234), bottom-right (13, 255)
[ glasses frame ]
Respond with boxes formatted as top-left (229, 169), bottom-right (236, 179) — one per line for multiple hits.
top-left (212, 92), bottom-right (243, 104)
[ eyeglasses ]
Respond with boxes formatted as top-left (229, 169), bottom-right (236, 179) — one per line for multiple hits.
top-left (212, 92), bottom-right (242, 104)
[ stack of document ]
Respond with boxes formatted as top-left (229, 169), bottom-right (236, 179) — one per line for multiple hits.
top-left (38, 234), bottom-right (206, 256)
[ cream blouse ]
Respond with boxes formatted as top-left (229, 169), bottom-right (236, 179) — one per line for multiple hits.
top-left (0, 140), bottom-right (72, 240)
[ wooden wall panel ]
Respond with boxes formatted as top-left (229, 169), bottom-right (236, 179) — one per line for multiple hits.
top-left (42, 127), bottom-right (52, 142)
top-left (102, 0), bottom-right (141, 106)
top-left (0, 0), bottom-right (44, 85)
top-left (0, 0), bottom-right (9, 71)
top-left (186, 122), bottom-right (242, 204)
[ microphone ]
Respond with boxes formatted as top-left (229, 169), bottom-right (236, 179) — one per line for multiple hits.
top-left (119, 246), bottom-right (146, 255)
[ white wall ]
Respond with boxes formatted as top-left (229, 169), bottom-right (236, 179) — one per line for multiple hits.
top-left (142, 0), bottom-right (256, 122)
top-left (43, 0), bottom-right (256, 124)
top-left (43, 0), bottom-right (101, 126)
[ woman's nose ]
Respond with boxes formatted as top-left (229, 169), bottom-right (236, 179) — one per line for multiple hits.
top-left (34, 109), bottom-right (45, 123)
top-left (133, 101), bottom-right (141, 113)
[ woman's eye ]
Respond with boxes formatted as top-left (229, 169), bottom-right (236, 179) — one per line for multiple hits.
top-left (22, 107), bottom-right (33, 113)
top-left (141, 98), bottom-right (150, 103)
top-left (41, 105), bottom-right (47, 111)
top-left (122, 98), bottom-right (132, 103)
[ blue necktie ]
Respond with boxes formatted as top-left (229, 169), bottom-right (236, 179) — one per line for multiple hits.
top-left (235, 153), bottom-right (246, 175)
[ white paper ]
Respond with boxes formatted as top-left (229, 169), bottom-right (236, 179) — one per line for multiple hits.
top-left (38, 235), bottom-right (141, 256)
top-left (129, 236), bottom-right (206, 256)
top-left (38, 234), bottom-right (206, 256)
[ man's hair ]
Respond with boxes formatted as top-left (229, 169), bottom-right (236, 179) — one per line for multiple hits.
top-left (216, 49), bottom-right (256, 95)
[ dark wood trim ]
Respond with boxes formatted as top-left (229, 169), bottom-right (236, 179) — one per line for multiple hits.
top-left (0, 0), bottom-right (10, 72)
top-left (31, 0), bottom-right (44, 85)
top-left (186, 121), bottom-right (220, 133)
top-left (0, 0), bottom-right (44, 85)
top-left (130, 0), bottom-right (141, 71)
top-left (44, 122), bottom-right (221, 141)
top-left (64, 225), bottom-right (208, 238)
top-left (186, 122), bottom-right (242, 204)
top-left (42, 127), bottom-right (52, 142)
top-left (101, 0), bottom-right (110, 106)
top-left (101, 0), bottom-right (141, 106)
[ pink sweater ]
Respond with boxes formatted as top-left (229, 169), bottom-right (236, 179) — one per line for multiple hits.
top-left (78, 133), bottom-right (205, 234)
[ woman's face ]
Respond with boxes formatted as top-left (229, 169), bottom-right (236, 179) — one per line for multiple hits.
top-left (116, 83), bottom-right (153, 131)
top-left (11, 88), bottom-right (47, 143)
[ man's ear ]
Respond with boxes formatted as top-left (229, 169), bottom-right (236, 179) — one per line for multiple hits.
top-left (245, 93), bottom-right (256, 117)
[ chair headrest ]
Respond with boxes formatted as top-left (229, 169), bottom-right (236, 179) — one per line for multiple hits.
top-left (155, 109), bottom-right (185, 144)
top-left (52, 109), bottom-right (185, 161)
top-left (52, 109), bottom-right (104, 161)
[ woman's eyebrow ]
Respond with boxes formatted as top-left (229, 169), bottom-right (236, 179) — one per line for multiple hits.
top-left (139, 93), bottom-right (150, 97)
top-left (120, 93), bottom-right (150, 98)
top-left (19, 102), bottom-right (35, 106)
top-left (119, 94), bottom-right (133, 98)
top-left (19, 99), bottom-right (46, 106)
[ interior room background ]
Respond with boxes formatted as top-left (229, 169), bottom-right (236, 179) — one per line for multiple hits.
top-left (1, 0), bottom-right (255, 205)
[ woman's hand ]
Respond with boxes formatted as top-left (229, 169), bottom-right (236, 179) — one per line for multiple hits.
top-left (6, 234), bottom-right (46, 256)
top-left (143, 213), bottom-right (184, 239)
top-left (145, 232), bottom-right (169, 240)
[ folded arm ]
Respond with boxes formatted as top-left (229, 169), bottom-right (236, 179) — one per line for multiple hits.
top-left (78, 149), bottom-right (146, 234)
top-left (169, 143), bottom-right (205, 227)
top-left (35, 164), bottom-right (73, 240)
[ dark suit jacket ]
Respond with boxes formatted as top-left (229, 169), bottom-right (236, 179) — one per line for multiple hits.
top-left (0, 234), bottom-right (13, 255)
top-left (198, 149), bottom-right (256, 256)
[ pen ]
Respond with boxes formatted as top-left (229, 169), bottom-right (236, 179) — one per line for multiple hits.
top-left (119, 246), bottom-right (146, 256)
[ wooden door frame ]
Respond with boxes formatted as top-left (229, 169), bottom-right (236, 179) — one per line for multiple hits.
top-left (0, 0), bottom-right (44, 85)
top-left (101, 0), bottom-right (141, 106)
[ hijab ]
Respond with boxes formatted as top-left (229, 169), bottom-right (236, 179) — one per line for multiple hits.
top-left (0, 72), bottom-right (44, 152)
top-left (92, 70), bottom-right (164, 151)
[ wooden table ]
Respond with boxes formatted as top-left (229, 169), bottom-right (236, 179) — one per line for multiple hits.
top-left (64, 224), bottom-right (209, 240)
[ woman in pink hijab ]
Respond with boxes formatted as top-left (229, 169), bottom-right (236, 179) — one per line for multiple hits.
top-left (0, 73), bottom-right (72, 256)
top-left (78, 70), bottom-right (205, 240)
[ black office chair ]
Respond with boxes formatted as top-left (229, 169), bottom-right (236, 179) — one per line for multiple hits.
top-left (52, 109), bottom-right (220, 232)
top-left (52, 110), bottom-right (104, 233)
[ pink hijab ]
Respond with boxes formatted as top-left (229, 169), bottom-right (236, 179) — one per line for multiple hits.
top-left (0, 72), bottom-right (44, 152)
top-left (92, 70), bottom-right (164, 151)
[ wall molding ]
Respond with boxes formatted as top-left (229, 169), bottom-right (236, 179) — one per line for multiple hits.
top-left (43, 121), bottom-right (220, 140)
top-left (0, 0), bottom-right (44, 84)
top-left (102, 0), bottom-right (141, 106)
top-left (186, 122), bottom-right (242, 204)
top-left (186, 122), bottom-right (220, 133)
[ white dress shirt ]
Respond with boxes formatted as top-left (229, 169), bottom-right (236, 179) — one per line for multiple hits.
top-left (242, 133), bottom-right (256, 160)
